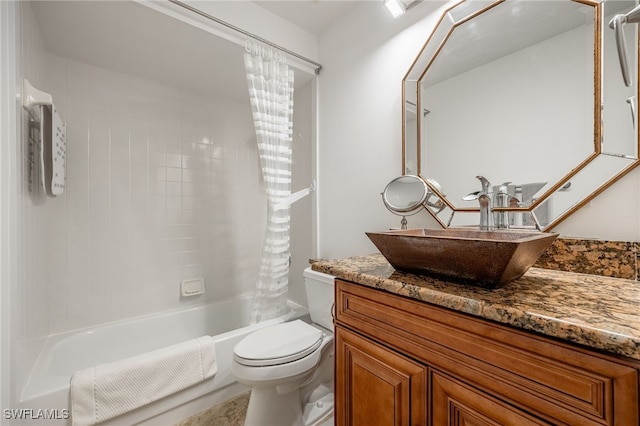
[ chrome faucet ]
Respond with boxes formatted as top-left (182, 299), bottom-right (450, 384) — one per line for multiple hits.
top-left (494, 182), bottom-right (511, 229)
top-left (494, 182), bottom-right (520, 229)
top-left (476, 176), bottom-right (492, 199)
top-left (476, 176), bottom-right (494, 230)
top-left (477, 193), bottom-right (492, 230)
top-left (464, 177), bottom-right (520, 230)
top-left (462, 176), bottom-right (494, 230)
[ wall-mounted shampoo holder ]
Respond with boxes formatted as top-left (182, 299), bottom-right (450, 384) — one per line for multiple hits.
top-left (23, 79), bottom-right (66, 198)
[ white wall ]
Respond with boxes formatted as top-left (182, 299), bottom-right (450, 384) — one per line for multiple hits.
top-left (317, 2), bottom-right (446, 259)
top-left (317, 1), bottom-right (640, 259)
top-left (290, 82), bottom-right (315, 306)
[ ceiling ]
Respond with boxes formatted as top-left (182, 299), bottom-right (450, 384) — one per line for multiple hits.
top-left (253, 1), bottom-right (363, 36)
top-left (30, 1), bottom-right (359, 105)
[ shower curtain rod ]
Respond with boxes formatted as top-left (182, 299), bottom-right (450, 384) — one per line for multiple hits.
top-left (168, 0), bottom-right (323, 75)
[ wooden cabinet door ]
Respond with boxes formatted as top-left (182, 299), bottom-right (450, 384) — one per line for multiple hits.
top-left (431, 370), bottom-right (549, 426)
top-left (335, 325), bottom-right (427, 426)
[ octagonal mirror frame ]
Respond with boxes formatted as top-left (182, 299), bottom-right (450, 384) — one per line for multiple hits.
top-left (403, 0), bottom-right (640, 231)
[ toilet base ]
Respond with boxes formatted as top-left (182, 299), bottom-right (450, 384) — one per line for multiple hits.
top-left (244, 386), bottom-right (303, 426)
top-left (302, 391), bottom-right (334, 426)
top-left (243, 384), bottom-right (334, 426)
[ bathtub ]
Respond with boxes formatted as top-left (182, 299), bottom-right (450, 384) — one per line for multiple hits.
top-left (17, 295), bottom-right (308, 425)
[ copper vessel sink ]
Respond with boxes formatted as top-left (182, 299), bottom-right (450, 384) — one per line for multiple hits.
top-left (366, 228), bottom-right (558, 288)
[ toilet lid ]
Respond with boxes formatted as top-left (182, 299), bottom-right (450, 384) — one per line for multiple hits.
top-left (234, 320), bottom-right (324, 367)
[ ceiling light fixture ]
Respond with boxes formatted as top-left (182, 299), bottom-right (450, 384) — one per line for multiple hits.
top-left (384, 0), bottom-right (422, 18)
top-left (384, 0), bottom-right (406, 18)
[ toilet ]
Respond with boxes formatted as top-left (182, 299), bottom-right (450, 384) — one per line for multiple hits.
top-left (232, 267), bottom-right (335, 426)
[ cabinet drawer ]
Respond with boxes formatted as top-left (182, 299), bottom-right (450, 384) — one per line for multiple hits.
top-left (336, 279), bottom-right (639, 425)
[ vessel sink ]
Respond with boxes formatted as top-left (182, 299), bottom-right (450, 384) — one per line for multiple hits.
top-left (366, 228), bottom-right (558, 288)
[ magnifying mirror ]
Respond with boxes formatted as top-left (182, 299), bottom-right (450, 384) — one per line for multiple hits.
top-left (381, 175), bottom-right (428, 229)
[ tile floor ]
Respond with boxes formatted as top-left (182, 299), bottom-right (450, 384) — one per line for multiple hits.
top-left (175, 392), bottom-right (334, 426)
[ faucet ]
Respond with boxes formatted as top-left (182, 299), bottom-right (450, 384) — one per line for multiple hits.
top-left (494, 182), bottom-right (511, 229)
top-left (494, 182), bottom-right (520, 229)
top-left (464, 177), bottom-right (519, 230)
top-left (476, 176), bottom-right (494, 230)
top-left (477, 193), bottom-right (492, 230)
top-left (476, 175), bottom-right (492, 199)
top-left (463, 176), bottom-right (494, 230)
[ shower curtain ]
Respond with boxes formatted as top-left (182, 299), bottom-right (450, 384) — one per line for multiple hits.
top-left (244, 45), bottom-right (295, 323)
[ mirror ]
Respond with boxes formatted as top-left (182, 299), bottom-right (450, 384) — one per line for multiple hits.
top-left (382, 175), bottom-right (428, 213)
top-left (382, 175), bottom-right (429, 229)
top-left (403, 0), bottom-right (640, 230)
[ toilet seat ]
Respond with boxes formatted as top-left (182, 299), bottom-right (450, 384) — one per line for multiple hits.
top-left (234, 320), bottom-right (324, 367)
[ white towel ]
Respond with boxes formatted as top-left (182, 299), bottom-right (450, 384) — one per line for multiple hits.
top-left (70, 335), bottom-right (217, 426)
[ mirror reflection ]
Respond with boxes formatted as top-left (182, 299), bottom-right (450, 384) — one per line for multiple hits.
top-left (404, 0), bottom-right (640, 230)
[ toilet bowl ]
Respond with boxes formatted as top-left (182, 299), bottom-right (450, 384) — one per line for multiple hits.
top-left (232, 268), bottom-right (335, 426)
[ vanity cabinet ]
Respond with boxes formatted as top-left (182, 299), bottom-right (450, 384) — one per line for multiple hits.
top-left (336, 326), bottom-right (427, 425)
top-left (334, 279), bottom-right (640, 425)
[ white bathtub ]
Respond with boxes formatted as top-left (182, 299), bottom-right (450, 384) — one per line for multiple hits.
top-left (17, 295), bottom-right (308, 425)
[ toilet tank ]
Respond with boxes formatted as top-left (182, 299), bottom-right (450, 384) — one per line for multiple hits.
top-left (303, 267), bottom-right (335, 331)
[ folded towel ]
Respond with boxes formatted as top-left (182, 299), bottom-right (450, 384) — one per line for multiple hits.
top-left (70, 335), bottom-right (217, 426)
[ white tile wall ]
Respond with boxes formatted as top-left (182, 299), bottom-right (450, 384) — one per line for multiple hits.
top-left (39, 55), bottom-right (273, 333)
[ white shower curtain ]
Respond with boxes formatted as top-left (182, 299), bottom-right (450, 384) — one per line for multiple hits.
top-left (244, 46), bottom-right (295, 323)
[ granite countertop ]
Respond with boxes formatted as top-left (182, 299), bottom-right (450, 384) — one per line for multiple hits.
top-left (312, 253), bottom-right (640, 361)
